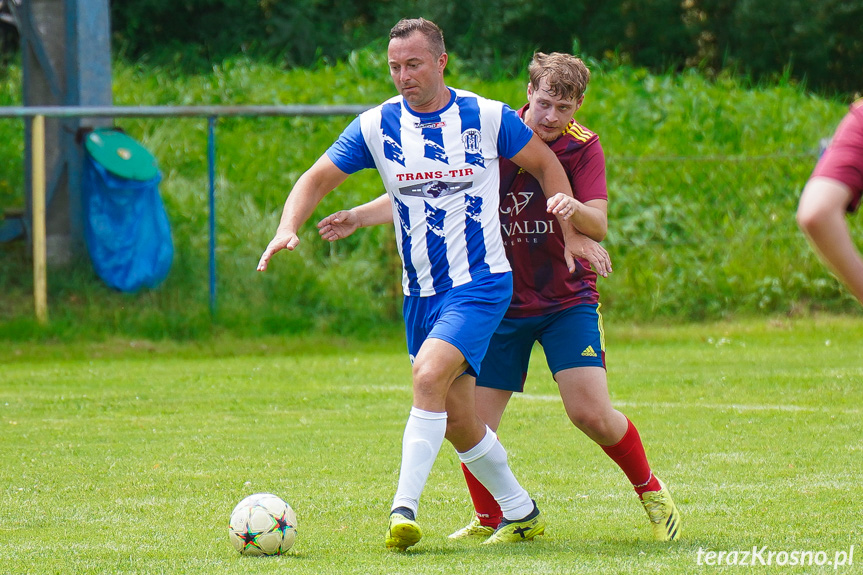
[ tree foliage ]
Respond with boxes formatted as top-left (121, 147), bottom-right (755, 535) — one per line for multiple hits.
top-left (103, 0), bottom-right (863, 95)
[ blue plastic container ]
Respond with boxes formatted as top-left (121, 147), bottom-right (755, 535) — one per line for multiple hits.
top-left (82, 129), bottom-right (173, 292)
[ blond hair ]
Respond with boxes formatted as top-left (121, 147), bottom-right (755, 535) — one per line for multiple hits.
top-left (528, 52), bottom-right (590, 101)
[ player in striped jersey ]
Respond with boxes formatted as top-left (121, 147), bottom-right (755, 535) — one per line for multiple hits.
top-left (258, 19), bottom-right (583, 550)
top-left (798, 98), bottom-right (863, 304)
top-left (319, 52), bottom-right (681, 543)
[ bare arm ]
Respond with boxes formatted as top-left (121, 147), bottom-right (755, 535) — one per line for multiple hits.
top-left (569, 232), bottom-right (612, 278)
top-left (534, 134), bottom-right (607, 240)
top-left (556, 197), bottom-right (608, 241)
top-left (512, 140), bottom-right (608, 239)
top-left (797, 177), bottom-right (863, 304)
top-left (510, 134), bottom-right (574, 211)
top-left (317, 193), bottom-right (392, 241)
top-left (509, 134), bottom-right (581, 271)
top-left (257, 154), bottom-right (349, 271)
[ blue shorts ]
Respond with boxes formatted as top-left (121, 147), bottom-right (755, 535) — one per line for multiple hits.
top-left (476, 303), bottom-right (606, 392)
top-left (403, 272), bottom-right (513, 378)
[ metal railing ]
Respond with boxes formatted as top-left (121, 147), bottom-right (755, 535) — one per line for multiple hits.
top-left (0, 104), bottom-right (371, 323)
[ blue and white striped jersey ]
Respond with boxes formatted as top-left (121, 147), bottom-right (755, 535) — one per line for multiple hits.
top-left (327, 88), bottom-right (533, 296)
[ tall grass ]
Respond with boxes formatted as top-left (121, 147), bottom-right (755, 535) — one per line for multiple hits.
top-left (0, 50), bottom-right (857, 340)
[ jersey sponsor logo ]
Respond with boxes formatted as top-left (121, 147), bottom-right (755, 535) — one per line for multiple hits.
top-left (461, 128), bottom-right (482, 155)
top-left (501, 218), bottom-right (555, 238)
top-left (399, 180), bottom-right (473, 198)
top-left (414, 120), bottom-right (446, 129)
top-left (501, 191), bottom-right (533, 216)
top-left (395, 168), bottom-right (474, 182)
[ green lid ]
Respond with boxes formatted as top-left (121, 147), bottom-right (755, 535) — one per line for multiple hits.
top-left (85, 129), bottom-right (159, 181)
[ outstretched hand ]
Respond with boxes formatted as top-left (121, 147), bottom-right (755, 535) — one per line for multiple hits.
top-left (257, 230), bottom-right (300, 272)
top-left (317, 209), bottom-right (360, 242)
top-left (564, 233), bottom-right (612, 278)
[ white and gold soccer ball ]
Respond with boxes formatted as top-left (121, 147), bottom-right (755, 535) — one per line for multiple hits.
top-left (228, 493), bottom-right (297, 556)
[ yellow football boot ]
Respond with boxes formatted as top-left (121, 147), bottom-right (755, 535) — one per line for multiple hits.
top-left (640, 478), bottom-right (681, 541)
top-left (385, 512), bottom-right (423, 551)
top-left (448, 515), bottom-right (496, 540)
top-left (482, 503), bottom-right (545, 545)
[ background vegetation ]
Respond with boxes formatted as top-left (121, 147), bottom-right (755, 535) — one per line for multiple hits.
top-left (105, 0), bottom-right (863, 96)
top-left (1, 47), bottom-right (860, 340)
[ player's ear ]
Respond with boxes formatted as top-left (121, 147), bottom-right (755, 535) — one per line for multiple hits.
top-left (526, 82), bottom-right (533, 100)
top-left (574, 94), bottom-right (585, 113)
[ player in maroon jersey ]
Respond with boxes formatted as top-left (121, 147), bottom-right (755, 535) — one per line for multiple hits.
top-left (316, 52), bottom-right (681, 542)
top-left (798, 99), bottom-right (863, 304)
top-left (445, 51), bottom-right (680, 543)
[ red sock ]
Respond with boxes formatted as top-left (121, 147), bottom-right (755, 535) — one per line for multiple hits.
top-left (600, 418), bottom-right (661, 497)
top-left (460, 462), bottom-right (502, 527)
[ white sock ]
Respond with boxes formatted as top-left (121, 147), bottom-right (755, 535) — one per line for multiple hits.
top-left (458, 426), bottom-right (534, 520)
top-left (391, 407), bottom-right (447, 517)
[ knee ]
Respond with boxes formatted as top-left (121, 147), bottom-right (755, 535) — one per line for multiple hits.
top-left (566, 405), bottom-right (626, 445)
top-left (566, 403), bottom-right (617, 436)
top-left (411, 360), bottom-right (447, 403)
top-left (567, 408), bottom-right (604, 433)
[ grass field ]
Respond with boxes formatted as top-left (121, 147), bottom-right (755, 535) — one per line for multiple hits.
top-left (1, 316), bottom-right (860, 574)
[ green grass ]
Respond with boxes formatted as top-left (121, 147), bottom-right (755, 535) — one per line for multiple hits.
top-left (1, 316), bottom-right (860, 573)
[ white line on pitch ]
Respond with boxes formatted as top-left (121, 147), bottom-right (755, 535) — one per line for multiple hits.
top-left (519, 394), bottom-right (861, 415)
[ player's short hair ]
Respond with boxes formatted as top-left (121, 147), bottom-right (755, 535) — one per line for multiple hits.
top-left (389, 18), bottom-right (446, 59)
top-left (528, 52), bottom-right (590, 101)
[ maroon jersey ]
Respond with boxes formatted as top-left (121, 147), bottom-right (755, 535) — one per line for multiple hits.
top-left (499, 104), bottom-right (607, 317)
top-left (811, 98), bottom-right (863, 212)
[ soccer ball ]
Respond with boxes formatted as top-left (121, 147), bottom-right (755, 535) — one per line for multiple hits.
top-left (228, 493), bottom-right (297, 556)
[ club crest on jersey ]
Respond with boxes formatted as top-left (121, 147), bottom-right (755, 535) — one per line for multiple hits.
top-left (462, 128), bottom-right (482, 154)
top-left (414, 120), bottom-right (446, 129)
top-left (400, 180), bottom-right (473, 199)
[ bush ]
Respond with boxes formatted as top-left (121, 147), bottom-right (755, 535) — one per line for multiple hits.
top-left (0, 55), bottom-right (856, 340)
top-left (103, 0), bottom-right (863, 96)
